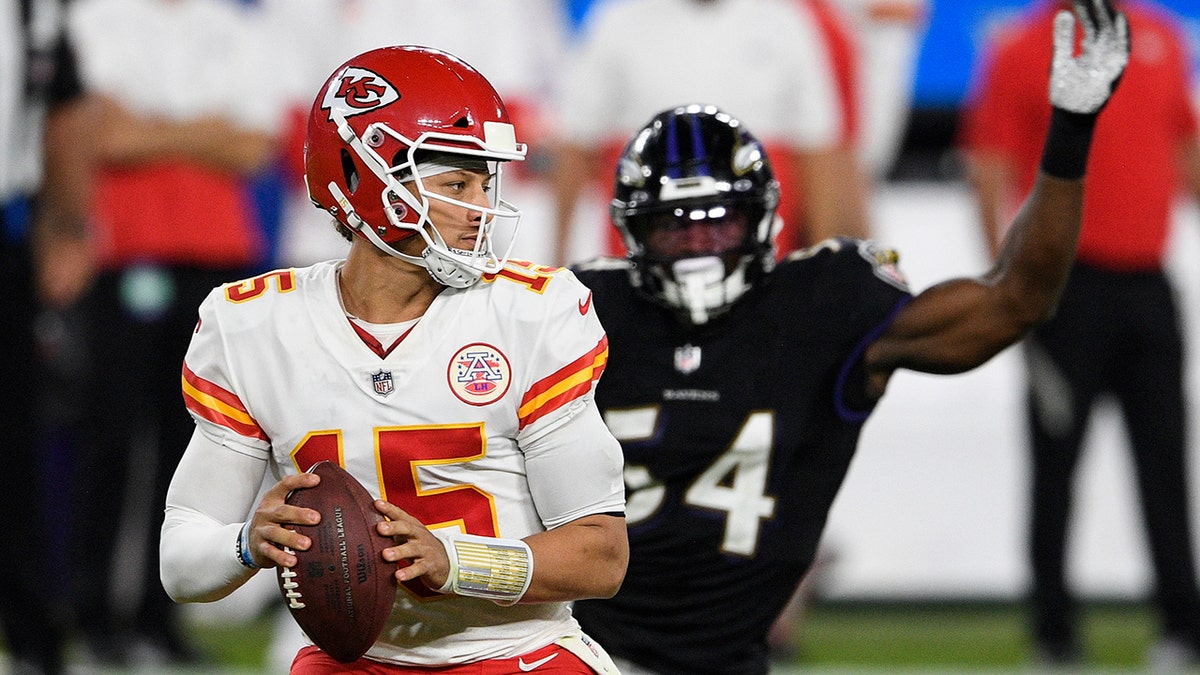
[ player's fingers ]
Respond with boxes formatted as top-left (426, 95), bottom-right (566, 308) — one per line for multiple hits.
top-left (386, 542), bottom-right (449, 588)
top-left (263, 472), bottom-right (320, 504)
top-left (248, 480), bottom-right (322, 556)
top-left (381, 530), bottom-right (434, 558)
top-left (285, 471), bottom-right (321, 491)
top-left (376, 517), bottom-right (430, 546)
top-left (373, 499), bottom-right (420, 531)
top-left (1116, 12), bottom-right (1130, 51)
top-left (261, 539), bottom-right (302, 569)
top-left (1073, 0), bottom-right (1097, 38)
top-left (393, 557), bottom-right (434, 584)
top-left (252, 494), bottom-right (321, 534)
top-left (1091, 0), bottom-right (1117, 28)
top-left (1052, 10), bottom-right (1076, 60)
top-left (381, 526), bottom-right (443, 560)
top-left (277, 503), bottom-right (321, 528)
top-left (248, 522), bottom-right (313, 568)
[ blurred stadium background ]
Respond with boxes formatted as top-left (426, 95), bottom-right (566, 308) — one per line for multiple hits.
top-left (28, 0), bottom-right (1200, 672)
top-left (194, 0), bottom-right (1200, 668)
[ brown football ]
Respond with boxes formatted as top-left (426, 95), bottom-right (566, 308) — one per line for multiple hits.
top-left (277, 461), bottom-right (396, 663)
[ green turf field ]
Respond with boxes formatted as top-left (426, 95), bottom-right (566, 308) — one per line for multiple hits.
top-left (192, 600), bottom-right (1176, 673)
top-left (778, 601), bottom-right (1163, 671)
top-left (26, 600), bottom-right (1193, 674)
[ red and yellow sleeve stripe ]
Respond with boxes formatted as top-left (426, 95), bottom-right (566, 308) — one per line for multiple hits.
top-left (181, 362), bottom-right (268, 442)
top-left (518, 336), bottom-right (609, 430)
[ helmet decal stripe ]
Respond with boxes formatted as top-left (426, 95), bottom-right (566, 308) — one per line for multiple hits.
top-left (665, 114), bottom-right (681, 179)
top-left (688, 113), bottom-right (711, 177)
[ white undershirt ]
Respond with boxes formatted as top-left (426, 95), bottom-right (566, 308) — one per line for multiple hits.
top-left (347, 314), bottom-right (419, 347)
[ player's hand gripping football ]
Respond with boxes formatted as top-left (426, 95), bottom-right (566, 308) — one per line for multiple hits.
top-left (1049, 0), bottom-right (1129, 115)
top-left (246, 471), bottom-right (323, 569)
top-left (373, 500), bottom-right (452, 591)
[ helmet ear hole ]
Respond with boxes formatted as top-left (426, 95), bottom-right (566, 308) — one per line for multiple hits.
top-left (340, 149), bottom-right (360, 194)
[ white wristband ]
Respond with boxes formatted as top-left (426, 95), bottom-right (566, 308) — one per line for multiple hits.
top-left (436, 532), bottom-right (533, 606)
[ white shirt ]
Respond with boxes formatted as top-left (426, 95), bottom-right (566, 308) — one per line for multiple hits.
top-left (556, 0), bottom-right (842, 149)
top-left (67, 0), bottom-right (282, 132)
top-left (0, 0), bottom-right (66, 200)
top-left (162, 260), bottom-right (625, 664)
top-left (829, 0), bottom-right (928, 176)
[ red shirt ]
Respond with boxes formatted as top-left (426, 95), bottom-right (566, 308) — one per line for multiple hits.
top-left (960, 0), bottom-right (1197, 271)
top-left (91, 161), bottom-right (265, 270)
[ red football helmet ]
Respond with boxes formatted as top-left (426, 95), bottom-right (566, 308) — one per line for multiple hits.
top-left (304, 45), bottom-right (527, 287)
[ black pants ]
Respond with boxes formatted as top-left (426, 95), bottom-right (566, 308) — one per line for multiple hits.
top-left (69, 264), bottom-right (251, 646)
top-left (1026, 263), bottom-right (1200, 646)
top-left (0, 238), bottom-right (67, 672)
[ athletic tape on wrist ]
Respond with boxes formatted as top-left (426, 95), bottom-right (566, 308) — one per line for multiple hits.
top-left (435, 532), bottom-right (533, 605)
top-left (236, 520), bottom-right (260, 570)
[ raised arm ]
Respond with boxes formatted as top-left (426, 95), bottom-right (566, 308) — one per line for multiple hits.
top-left (863, 0), bottom-right (1129, 396)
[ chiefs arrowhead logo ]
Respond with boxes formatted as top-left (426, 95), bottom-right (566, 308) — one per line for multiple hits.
top-left (321, 66), bottom-right (400, 121)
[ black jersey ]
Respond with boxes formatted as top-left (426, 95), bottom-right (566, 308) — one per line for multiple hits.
top-left (571, 239), bottom-right (911, 675)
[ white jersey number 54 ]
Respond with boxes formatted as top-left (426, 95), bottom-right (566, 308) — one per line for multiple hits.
top-left (603, 408), bottom-right (777, 557)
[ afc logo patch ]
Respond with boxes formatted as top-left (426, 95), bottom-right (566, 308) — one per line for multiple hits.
top-left (321, 66), bottom-right (400, 121)
top-left (448, 343), bottom-right (512, 406)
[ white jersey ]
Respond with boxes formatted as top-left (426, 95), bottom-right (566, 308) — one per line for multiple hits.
top-left (180, 259), bottom-right (623, 665)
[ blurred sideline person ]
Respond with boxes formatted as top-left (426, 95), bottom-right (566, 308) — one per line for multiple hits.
top-left (552, 0), bottom-right (869, 266)
top-left (568, 0), bottom-right (1129, 671)
top-left (159, 45), bottom-right (628, 672)
top-left (64, 0), bottom-right (282, 664)
top-left (0, 0), bottom-right (88, 672)
top-left (960, 0), bottom-right (1200, 665)
top-left (822, 0), bottom-right (929, 178)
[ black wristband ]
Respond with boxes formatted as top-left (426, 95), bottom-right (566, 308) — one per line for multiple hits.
top-left (1039, 108), bottom-right (1098, 180)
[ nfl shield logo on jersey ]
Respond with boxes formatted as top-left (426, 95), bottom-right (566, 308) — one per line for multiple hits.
top-left (674, 344), bottom-right (702, 375)
top-left (371, 369), bottom-right (395, 397)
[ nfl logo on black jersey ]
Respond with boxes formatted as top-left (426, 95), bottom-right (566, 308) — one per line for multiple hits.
top-left (371, 369), bottom-right (394, 397)
top-left (674, 344), bottom-right (701, 374)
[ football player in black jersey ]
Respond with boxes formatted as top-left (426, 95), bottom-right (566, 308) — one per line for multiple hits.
top-left (569, 1), bottom-right (1129, 673)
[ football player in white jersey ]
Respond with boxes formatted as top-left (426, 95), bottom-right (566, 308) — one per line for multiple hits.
top-left (159, 45), bottom-right (627, 673)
